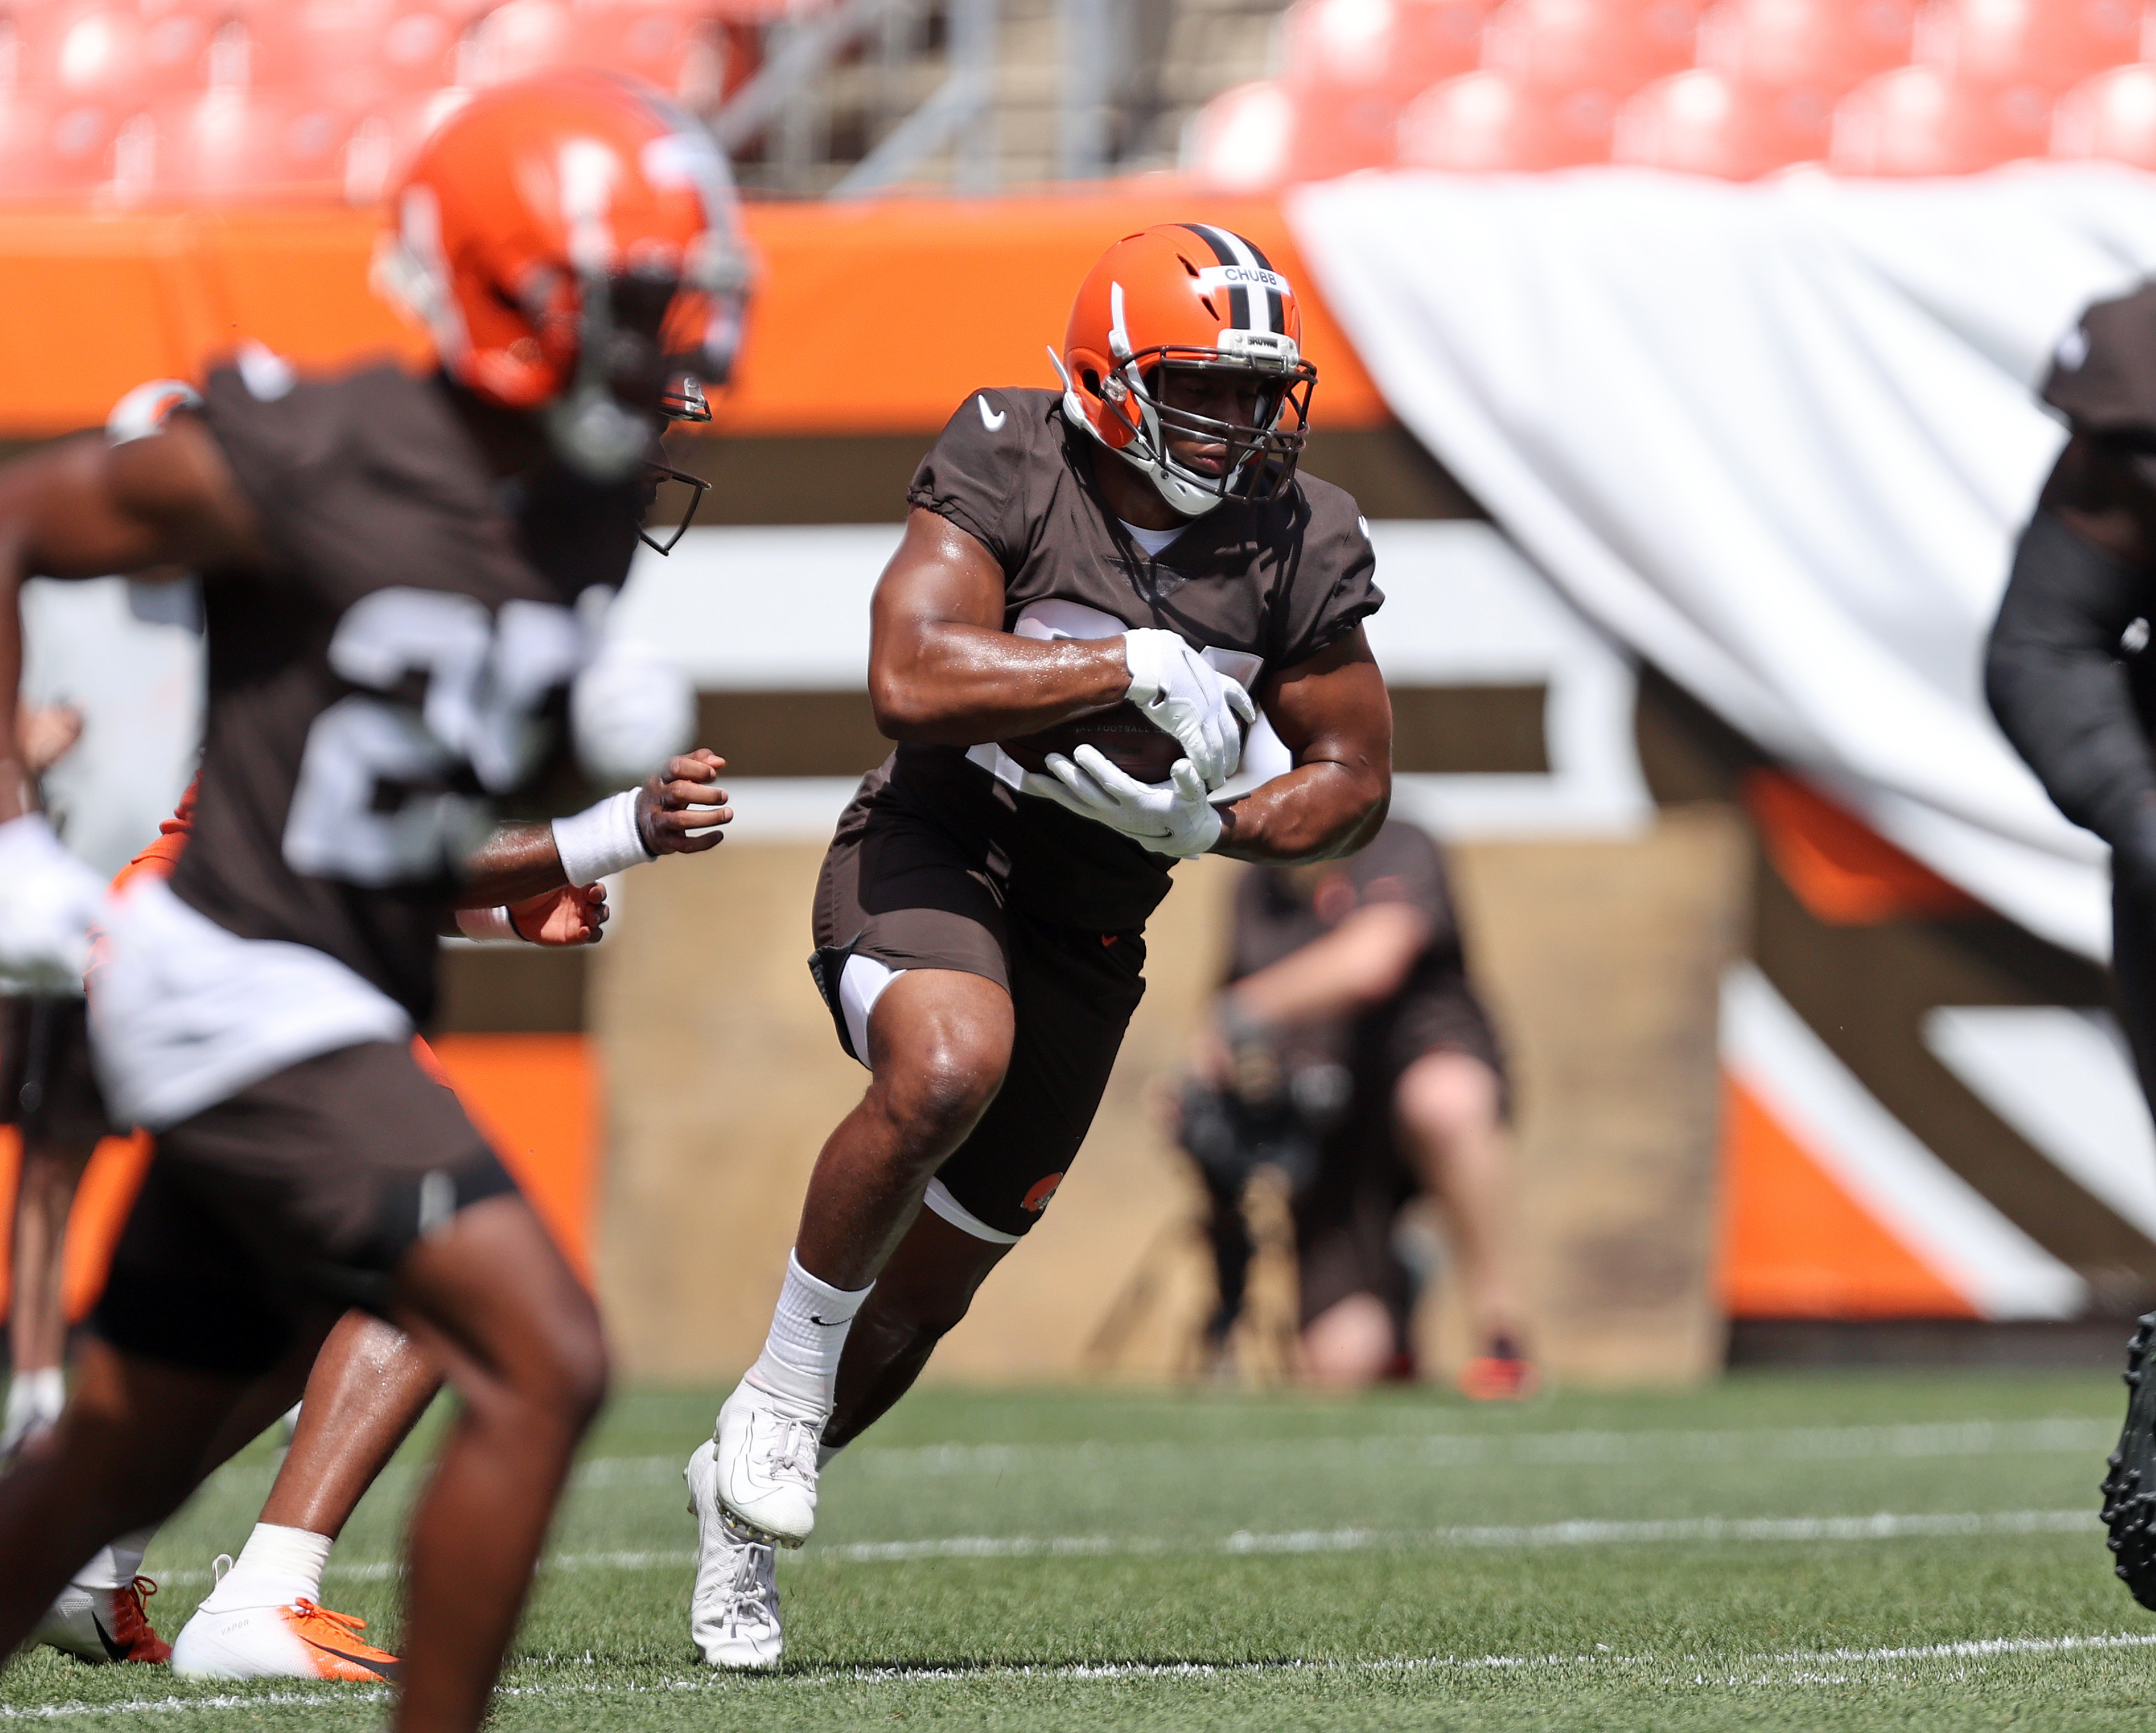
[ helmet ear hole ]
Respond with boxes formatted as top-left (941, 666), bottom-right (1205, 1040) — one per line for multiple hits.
top-left (1081, 368), bottom-right (1100, 393)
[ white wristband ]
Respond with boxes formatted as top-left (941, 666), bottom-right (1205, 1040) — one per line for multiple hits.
top-left (551, 789), bottom-right (653, 885)
top-left (454, 905), bottom-right (519, 943)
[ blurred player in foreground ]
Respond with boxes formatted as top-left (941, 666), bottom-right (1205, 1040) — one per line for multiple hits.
top-left (1179, 818), bottom-right (1532, 1397)
top-left (0, 73), bottom-right (746, 1731)
top-left (3, 698), bottom-right (95, 1459)
top-left (1987, 283), bottom-right (2156, 1610)
top-left (23, 763), bottom-right (689, 1678)
top-left (683, 223), bottom-right (1392, 1668)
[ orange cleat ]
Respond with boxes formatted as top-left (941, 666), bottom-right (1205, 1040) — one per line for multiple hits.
top-left (1458, 1337), bottom-right (1540, 1403)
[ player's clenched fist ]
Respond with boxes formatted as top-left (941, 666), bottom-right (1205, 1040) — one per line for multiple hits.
top-left (1120, 628), bottom-right (1255, 791)
top-left (635, 748), bottom-right (732, 854)
top-left (507, 881), bottom-right (610, 945)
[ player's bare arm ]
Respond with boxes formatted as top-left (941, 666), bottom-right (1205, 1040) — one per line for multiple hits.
top-left (450, 751), bottom-right (733, 907)
top-left (1213, 629), bottom-right (1390, 864)
top-left (1224, 899), bottom-right (1430, 1027)
top-left (869, 509), bottom-right (1130, 743)
top-left (0, 421), bottom-right (263, 821)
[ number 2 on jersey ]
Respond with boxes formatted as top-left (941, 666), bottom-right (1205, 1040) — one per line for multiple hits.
top-left (283, 587), bottom-right (582, 885)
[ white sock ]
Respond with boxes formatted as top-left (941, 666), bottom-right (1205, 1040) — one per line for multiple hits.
top-left (741, 1251), bottom-right (872, 1415)
top-left (198, 1524), bottom-right (334, 1612)
top-left (1, 1368), bottom-right (63, 1454)
top-left (73, 1527), bottom-right (157, 1591)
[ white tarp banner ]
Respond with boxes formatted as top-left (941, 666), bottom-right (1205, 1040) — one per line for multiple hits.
top-left (1285, 163), bottom-right (2156, 959)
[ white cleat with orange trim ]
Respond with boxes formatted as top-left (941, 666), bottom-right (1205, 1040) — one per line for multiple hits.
top-left (170, 1586), bottom-right (400, 1682)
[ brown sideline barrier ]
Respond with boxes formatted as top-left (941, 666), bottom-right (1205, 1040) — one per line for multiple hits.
top-left (0, 192), bottom-right (1387, 437)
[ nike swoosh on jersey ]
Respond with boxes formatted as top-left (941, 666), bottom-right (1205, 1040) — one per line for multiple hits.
top-left (977, 394), bottom-right (1007, 432)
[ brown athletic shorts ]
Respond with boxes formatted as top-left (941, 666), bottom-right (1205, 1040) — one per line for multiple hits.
top-left (92, 1039), bottom-right (517, 1376)
top-left (0, 995), bottom-right (126, 1146)
top-left (808, 795), bottom-right (1147, 1240)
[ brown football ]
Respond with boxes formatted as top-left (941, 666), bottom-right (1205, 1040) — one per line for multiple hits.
top-left (1000, 700), bottom-right (1186, 784)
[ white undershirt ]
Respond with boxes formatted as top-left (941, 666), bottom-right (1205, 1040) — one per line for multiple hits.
top-left (1120, 519), bottom-right (1186, 558)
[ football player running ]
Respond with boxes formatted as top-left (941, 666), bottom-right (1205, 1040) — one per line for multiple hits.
top-left (0, 73), bottom-right (748, 1732)
top-left (1988, 284), bottom-right (2156, 1609)
top-left (684, 225), bottom-right (1392, 1668)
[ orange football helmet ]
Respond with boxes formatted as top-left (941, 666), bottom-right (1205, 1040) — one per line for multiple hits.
top-left (372, 70), bottom-right (752, 481)
top-left (1056, 223), bottom-right (1317, 517)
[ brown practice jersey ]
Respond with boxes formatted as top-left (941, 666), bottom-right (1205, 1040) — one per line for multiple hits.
top-left (166, 361), bottom-right (642, 1022)
top-left (872, 385), bottom-right (1383, 932)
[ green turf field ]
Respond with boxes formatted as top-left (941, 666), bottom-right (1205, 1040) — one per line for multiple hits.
top-left (5, 1368), bottom-right (2156, 1728)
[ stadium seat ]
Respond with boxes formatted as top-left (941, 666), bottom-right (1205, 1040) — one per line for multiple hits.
top-left (1694, 0), bottom-right (1916, 98)
top-left (2052, 62), bottom-right (2156, 167)
top-left (1914, 0), bottom-right (2141, 94)
top-left (1276, 0), bottom-right (1493, 102)
top-left (1401, 0), bottom-right (1701, 167)
top-left (1480, 0), bottom-right (1702, 98)
top-left (461, 0), bottom-right (579, 85)
top-left (1397, 67), bottom-right (1621, 168)
top-left (1180, 78), bottom-right (1297, 190)
top-left (1612, 66), bottom-right (1829, 174)
top-left (1830, 61), bottom-right (2052, 171)
top-left (19, 5), bottom-right (149, 106)
top-left (248, 0), bottom-right (467, 108)
top-left (135, 3), bottom-right (229, 94)
top-left (145, 85), bottom-right (355, 198)
top-left (0, 98), bottom-right (151, 197)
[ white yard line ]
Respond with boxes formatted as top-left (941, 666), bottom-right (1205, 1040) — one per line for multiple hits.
top-left (10, 1629), bottom-right (2156, 1718)
top-left (151, 1504), bottom-right (2101, 1584)
top-left (563, 1417), bottom-right (2121, 1491)
top-left (818, 1508), bottom-right (2102, 1563)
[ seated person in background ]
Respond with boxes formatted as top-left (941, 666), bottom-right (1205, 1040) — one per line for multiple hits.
top-left (1186, 817), bottom-right (1533, 1397)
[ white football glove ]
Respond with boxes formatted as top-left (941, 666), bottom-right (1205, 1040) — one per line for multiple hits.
top-left (0, 813), bottom-right (104, 992)
top-left (571, 640), bottom-right (696, 791)
top-left (1024, 747), bottom-right (1223, 859)
top-left (1120, 628), bottom-right (1257, 792)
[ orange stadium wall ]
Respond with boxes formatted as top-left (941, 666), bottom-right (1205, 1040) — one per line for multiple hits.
top-left (0, 1033), bottom-right (598, 1323)
top-left (0, 194), bottom-right (1386, 438)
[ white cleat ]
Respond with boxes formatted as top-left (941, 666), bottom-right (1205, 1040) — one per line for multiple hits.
top-left (170, 1584), bottom-right (400, 1682)
top-left (686, 1439), bottom-right (783, 1669)
top-left (711, 1378), bottom-right (824, 1548)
